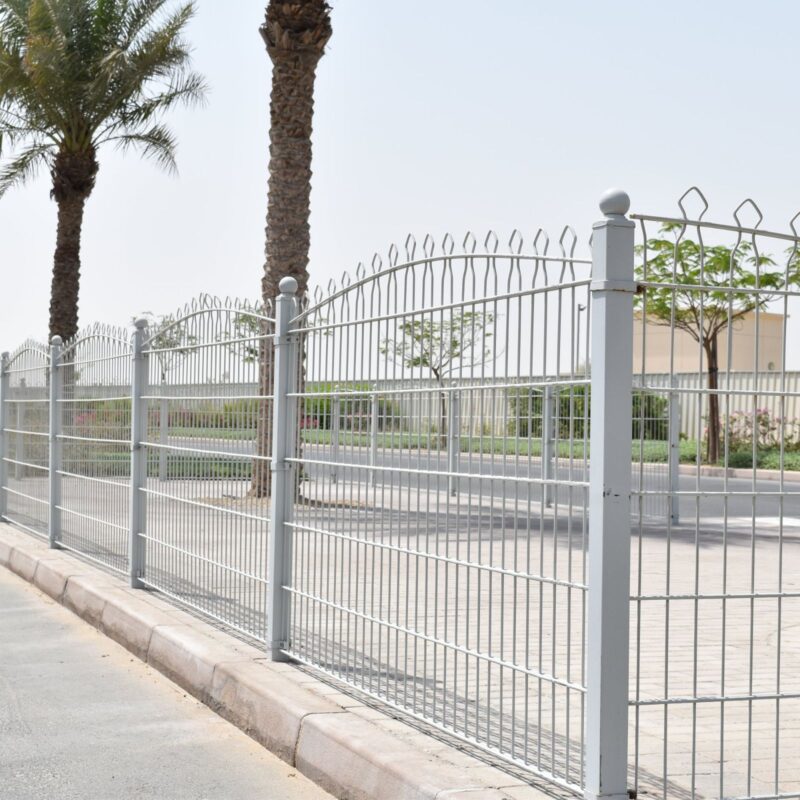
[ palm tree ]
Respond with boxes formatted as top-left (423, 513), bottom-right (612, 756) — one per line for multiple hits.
top-left (251, 0), bottom-right (331, 496)
top-left (0, 0), bottom-right (206, 341)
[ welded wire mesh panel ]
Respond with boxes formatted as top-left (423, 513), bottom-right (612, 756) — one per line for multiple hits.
top-left (1, 341), bottom-right (49, 537)
top-left (59, 326), bottom-right (131, 573)
top-left (138, 296), bottom-right (274, 641)
top-left (285, 232), bottom-right (591, 789)
top-left (630, 190), bottom-right (800, 800)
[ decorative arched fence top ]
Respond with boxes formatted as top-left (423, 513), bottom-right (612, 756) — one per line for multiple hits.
top-left (294, 227), bottom-right (592, 328)
top-left (143, 293), bottom-right (274, 349)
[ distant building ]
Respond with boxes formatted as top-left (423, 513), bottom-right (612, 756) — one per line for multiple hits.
top-left (633, 311), bottom-right (785, 374)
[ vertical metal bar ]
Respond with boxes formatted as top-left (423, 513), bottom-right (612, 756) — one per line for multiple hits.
top-left (48, 336), bottom-right (63, 549)
top-left (129, 318), bottom-right (149, 588)
top-left (585, 189), bottom-right (635, 800)
top-left (330, 391), bottom-right (339, 484)
top-left (543, 383), bottom-right (556, 508)
top-left (0, 352), bottom-right (8, 520)
top-left (448, 389), bottom-right (460, 496)
top-left (370, 382), bottom-right (378, 487)
top-left (267, 276), bottom-right (299, 661)
top-left (668, 380), bottom-right (680, 526)
top-left (159, 392), bottom-right (168, 481)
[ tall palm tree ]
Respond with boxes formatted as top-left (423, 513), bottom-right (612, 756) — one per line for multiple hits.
top-left (251, 0), bottom-right (331, 496)
top-left (0, 0), bottom-right (206, 341)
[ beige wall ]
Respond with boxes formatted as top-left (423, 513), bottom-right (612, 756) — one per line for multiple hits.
top-left (633, 311), bottom-right (785, 374)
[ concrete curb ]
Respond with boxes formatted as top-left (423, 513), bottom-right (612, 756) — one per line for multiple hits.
top-left (678, 464), bottom-right (800, 482)
top-left (0, 525), bottom-right (550, 800)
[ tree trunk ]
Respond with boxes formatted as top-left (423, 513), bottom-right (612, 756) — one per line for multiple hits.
top-left (250, 2), bottom-right (331, 497)
top-left (704, 336), bottom-right (721, 464)
top-left (49, 150), bottom-right (98, 342)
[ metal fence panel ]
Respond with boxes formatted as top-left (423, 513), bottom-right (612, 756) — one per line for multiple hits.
top-left (1, 341), bottom-right (50, 538)
top-left (57, 325), bottom-right (132, 573)
top-left (136, 296), bottom-right (275, 641)
top-left (283, 233), bottom-right (592, 791)
top-left (630, 190), bottom-right (800, 800)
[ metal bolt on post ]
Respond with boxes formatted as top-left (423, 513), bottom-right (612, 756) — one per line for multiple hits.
top-left (585, 188), bottom-right (636, 800)
top-left (447, 390), bottom-right (461, 497)
top-left (0, 352), bottom-right (9, 520)
top-left (129, 319), bottom-right (149, 588)
top-left (48, 336), bottom-right (63, 549)
top-left (542, 383), bottom-right (556, 508)
top-left (267, 276), bottom-right (299, 661)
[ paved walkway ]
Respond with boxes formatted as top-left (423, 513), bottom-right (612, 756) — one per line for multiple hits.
top-left (0, 568), bottom-right (332, 800)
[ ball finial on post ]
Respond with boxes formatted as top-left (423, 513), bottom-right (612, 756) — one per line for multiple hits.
top-left (133, 317), bottom-right (148, 331)
top-left (279, 276), bottom-right (299, 295)
top-left (50, 335), bottom-right (63, 347)
top-left (599, 188), bottom-right (631, 218)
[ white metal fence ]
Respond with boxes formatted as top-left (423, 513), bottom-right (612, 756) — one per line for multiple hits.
top-left (1, 189), bottom-right (799, 800)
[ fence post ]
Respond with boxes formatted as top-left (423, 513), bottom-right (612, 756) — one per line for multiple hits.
top-left (585, 189), bottom-right (635, 800)
top-left (48, 336), bottom-right (63, 549)
top-left (0, 352), bottom-right (9, 519)
top-left (267, 276), bottom-right (299, 661)
top-left (447, 389), bottom-right (460, 496)
top-left (330, 391), bottom-right (340, 484)
top-left (668, 381), bottom-right (681, 526)
top-left (129, 319), bottom-right (149, 589)
top-left (370, 383), bottom-right (379, 487)
top-left (542, 383), bottom-right (556, 507)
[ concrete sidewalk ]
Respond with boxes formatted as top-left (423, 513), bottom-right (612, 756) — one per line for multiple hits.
top-left (0, 567), bottom-right (332, 800)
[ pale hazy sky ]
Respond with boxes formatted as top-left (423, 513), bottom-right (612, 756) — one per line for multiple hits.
top-left (1, 0), bottom-right (800, 352)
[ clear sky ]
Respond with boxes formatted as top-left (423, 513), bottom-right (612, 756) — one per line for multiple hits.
top-left (1, 0), bottom-right (799, 353)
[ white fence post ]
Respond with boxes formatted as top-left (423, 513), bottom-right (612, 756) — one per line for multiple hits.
top-left (267, 276), bottom-right (299, 661)
top-left (448, 389), bottom-right (461, 496)
top-left (585, 189), bottom-right (635, 800)
top-left (129, 319), bottom-right (149, 588)
top-left (542, 383), bottom-right (556, 507)
top-left (0, 352), bottom-right (9, 519)
top-left (48, 336), bottom-right (63, 549)
top-left (669, 381), bottom-right (681, 526)
top-left (330, 391), bottom-right (340, 484)
top-left (370, 383), bottom-right (379, 487)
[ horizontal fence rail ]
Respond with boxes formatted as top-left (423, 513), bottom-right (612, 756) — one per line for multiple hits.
top-left (1, 189), bottom-right (799, 800)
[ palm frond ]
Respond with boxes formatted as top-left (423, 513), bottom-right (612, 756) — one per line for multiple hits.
top-left (0, 140), bottom-right (52, 196)
top-left (106, 122), bottom-right (177, 173)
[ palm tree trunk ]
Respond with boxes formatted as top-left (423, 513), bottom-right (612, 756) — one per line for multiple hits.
top-left (250, 2), bottom-right (331, 498)
top-left (704, 336), bottom-right (721, 464)
top-left (49, 192), bottom-right (87, 342)
top-left (49, 150), bottom-right (98, 342)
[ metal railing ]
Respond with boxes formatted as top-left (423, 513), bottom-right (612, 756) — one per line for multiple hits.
top-left (1, 190), bottom-right (799, 800)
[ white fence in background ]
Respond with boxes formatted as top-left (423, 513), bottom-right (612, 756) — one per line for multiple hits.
top-left (2, 189), bottom-right (799, 800)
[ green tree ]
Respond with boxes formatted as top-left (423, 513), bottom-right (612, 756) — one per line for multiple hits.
top-left (380, 311), bottom-right (495, 446)
top-left (636, 225), bottom-right (796, 463)
top-left (0, 0), bottom-right (206, 341)
top-left (251, 0), bottom-right (331, 497)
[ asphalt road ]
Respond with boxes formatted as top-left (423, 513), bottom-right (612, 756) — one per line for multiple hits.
top-left (0, 568), bottom-right (332, 800)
